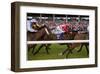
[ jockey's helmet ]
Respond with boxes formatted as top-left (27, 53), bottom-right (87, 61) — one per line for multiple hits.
top-left (27, 16), bottom-right (33, 20)
top-left (31, 19), bottom-right (37, 23)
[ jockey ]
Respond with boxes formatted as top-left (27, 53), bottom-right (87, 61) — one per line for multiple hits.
top-left (27, 17), bottom-right (37, 32)
top-left (27, 18), bottom-right (44, 32)
top-left (72, 24), bottom-right (79, 32)
top-left (31, 19), bottom-right (43, 30)
top-left (54, 22), bottom-right (69, 40)
top-left (77, 21), bottom-right (89, 34)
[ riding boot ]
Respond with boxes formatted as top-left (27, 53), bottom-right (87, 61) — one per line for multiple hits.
top-left (57, 34), bottom-right (60, 40)
top-left (60, 33), bottom-right (64, 40)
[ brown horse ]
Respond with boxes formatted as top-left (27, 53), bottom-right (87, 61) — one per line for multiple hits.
top-left (60, 32), bottom-right (89, 58)
top-left (27, 25), bottom-right (50, 53)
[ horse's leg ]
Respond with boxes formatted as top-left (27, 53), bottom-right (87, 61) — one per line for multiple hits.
top-left (77, 44), bottom-right (84, 52)
top-left (46, 44), bottom-right (51, 49)
top-left (59, 44), bottom-right (72, 56)
top-left (66, 47), bottom-right (75, 58)
top-left (33, 44), bottom-right (44, 55)
top-left (68, 44), bottom-right (73, 54)
top-left (45, 44), bottom-right (49, 54)
top-left (66, 44), bottom-right (77, 58)
top-left (85, 43), bottom-right (89, 55)
top-left (27, 44), bottom-right (34, 52)
top-left (27, 45), bottom-right (31, 52)
top-left (32, 44), bottom-right (37, 54)
top-left (61, 49), bottom-right (68, 55)
top-left (66, 48), bottom-right (72, 58)
top-left (61, 44), bottom-right (69, 55)
top-left (77, 43), bottom-right (89, 55)
top-left (45, 44), bottom-right (51, 54)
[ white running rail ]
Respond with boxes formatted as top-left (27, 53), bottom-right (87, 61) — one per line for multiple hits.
top-left (27, 40), bottom-right (89, 44)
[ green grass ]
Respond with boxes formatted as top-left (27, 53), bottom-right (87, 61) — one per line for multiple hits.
top-left (27, 44), bottom-right (89, 60)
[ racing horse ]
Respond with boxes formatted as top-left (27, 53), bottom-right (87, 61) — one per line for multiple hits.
top-left (27, 25), bottom-right (51, 54)
top-left (60, 32), bottom-right (89, 58)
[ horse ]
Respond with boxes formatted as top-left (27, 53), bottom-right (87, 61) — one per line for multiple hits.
top-left (27, 25), bottom-right (51, 54)
top-left (60, 32), bottom-right (89, 58)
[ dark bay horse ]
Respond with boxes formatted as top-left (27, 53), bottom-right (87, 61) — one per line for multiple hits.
top-left (27, 26), bottom-right (51, 53)
top-left (60, 32), bottom-right (89, 58)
